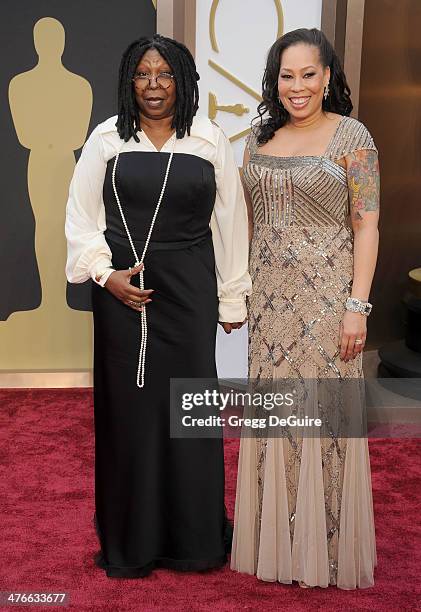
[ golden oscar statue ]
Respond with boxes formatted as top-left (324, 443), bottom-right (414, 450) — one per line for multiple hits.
top-left (0, 17), bottom-right (93, 370)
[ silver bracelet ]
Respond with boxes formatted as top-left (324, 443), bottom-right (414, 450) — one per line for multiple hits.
top-left (345, 297), bottom-right (372, 316)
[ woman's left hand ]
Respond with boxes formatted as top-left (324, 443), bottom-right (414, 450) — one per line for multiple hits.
top-left (339, 311), bottom-right (367, 361)
top-left (219, 319), bottom-right (247, 334)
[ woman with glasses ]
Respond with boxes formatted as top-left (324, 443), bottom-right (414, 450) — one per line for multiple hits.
top-left (65, 34), bottom-right (251, 578)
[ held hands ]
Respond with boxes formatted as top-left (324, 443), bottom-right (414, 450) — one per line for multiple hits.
top-left (104, 263), bottom-right (154, 312)
top-left (219, 320), bottom-right (247, 334)
top-left (103, 267), bottom-right (366, 355)
top-left (339, 310), bottom-right (367, 361)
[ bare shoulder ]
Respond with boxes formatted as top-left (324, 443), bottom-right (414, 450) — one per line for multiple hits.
top-left (325, 111), bottom-right (344, 124)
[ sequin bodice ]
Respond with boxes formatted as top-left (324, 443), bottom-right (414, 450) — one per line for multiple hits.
top-left (243, 116), bottom-right (377, 228)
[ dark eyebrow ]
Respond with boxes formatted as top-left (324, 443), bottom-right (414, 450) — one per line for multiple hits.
top-left (280, 65), bottom-right (317, 72)
top-left (136, 64), bottom-right (172, 71)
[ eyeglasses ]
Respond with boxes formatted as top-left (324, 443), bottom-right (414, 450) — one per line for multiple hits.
top-left (132, 72), bottom-right (175, 89)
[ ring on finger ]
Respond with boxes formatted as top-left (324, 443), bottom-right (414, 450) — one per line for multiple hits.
top-left (128, 299), bottom-right (141, 306)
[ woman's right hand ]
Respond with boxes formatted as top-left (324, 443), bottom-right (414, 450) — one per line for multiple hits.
top-left (104, 263), bottom-right (154, 312)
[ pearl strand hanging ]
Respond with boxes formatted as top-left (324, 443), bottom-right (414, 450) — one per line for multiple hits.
top-left (111, 133), bottom-right (177, 388)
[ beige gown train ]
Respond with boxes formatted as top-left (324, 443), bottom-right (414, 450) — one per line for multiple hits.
top-left (231, 115), bottom-right (377, 589)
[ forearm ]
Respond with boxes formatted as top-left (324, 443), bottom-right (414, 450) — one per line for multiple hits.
top-left (351, 225), bottom-right (379, 300)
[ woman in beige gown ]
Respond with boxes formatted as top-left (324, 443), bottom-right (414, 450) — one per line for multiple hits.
top-left (231, 28), bottom-right (379, 589)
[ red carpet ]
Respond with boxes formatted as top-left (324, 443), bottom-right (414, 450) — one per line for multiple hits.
top-left (1, 388), bottom-right (420, 611)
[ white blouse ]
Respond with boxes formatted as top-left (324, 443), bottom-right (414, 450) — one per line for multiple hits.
top-left (65, 114), bottom-right (252, 322)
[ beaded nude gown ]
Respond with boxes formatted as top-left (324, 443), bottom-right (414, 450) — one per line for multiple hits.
top-left (231, 115), bottom-right (377, 589)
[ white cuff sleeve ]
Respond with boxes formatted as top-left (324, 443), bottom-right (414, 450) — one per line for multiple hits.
top-left (65, 125), bottom-right (113, 284)
top-left (210, 128), bottom-right (252, 322)
top-left (92, 266), bottom-right (116, 287)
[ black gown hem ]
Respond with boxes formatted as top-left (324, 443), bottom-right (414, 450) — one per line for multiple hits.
top-left (93, 511), bottom-right (232, 578)
top-left (94, 550), bottom-right (227, 578)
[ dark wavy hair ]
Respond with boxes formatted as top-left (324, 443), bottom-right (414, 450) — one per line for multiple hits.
top-left (255, 28), bottom-right (352, 145)
top-left (116, 34), bottom-right (200, 142)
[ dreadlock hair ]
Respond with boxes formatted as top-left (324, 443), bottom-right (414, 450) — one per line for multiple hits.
top-left (116, 34), bottom-right (200, 142)
top-left (255, 28), bottom-right (353, 145)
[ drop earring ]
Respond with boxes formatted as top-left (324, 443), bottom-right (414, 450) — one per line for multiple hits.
top-left (324, 83), bottom-right (330, 100)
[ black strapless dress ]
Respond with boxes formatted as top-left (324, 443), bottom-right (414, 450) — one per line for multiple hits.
top-left (91, 150), bottom-right (230, 578)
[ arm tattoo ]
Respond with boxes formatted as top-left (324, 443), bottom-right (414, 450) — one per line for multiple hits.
top-left (347, 149), bottom-right (380, 221)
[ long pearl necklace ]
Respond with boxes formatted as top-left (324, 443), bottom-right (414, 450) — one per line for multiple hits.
top-left (111, 132), bottom-right (177, 388)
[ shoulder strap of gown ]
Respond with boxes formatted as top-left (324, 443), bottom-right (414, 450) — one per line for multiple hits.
top-left (326, 116), bottom-right (378, 161)
top-left (246, 124), bottom-right (260, 156)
